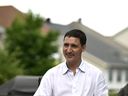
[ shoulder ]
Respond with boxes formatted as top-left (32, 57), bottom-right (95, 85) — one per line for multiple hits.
top-left (82, 60), bottom-right (106, 84)
top-left (83, 60), bottom-right (103, 76)
top-left (43, 62), bottom-right (65, 77)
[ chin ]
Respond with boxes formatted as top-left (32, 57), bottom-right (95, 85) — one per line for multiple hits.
top-left (66, 58), bottom-right (74, 63)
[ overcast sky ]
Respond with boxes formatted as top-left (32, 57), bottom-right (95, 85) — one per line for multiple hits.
top-left (1, 0), bottom-right (128, 36)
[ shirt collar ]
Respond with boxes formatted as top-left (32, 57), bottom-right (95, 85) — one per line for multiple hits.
top-left (62, 60), bottom-right (86, 75)
top-left (62, 61), bottom-right (69, 75)
top-left (79, 60), bottom-right (86, 73)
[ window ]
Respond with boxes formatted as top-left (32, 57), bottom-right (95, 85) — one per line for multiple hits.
top-left (109, 69), bottom-right (113, 82)
top-left (126, 70), bottom-right (128, 81)
top-left (117, 70), bottom-right (122, 82)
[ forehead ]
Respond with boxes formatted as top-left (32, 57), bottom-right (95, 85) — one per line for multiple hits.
top-left (64, 36), bottom-right (80, 44)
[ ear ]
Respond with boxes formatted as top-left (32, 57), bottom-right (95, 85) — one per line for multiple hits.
top-left (82, 44), bottom-right (86, 52)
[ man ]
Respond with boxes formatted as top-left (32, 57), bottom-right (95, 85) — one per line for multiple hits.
top-left (34, 29), bottom-right (108, 96)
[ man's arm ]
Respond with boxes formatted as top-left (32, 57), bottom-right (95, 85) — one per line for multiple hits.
top-left (94, 72), bottom-right (108, 96)
top-left (34, 73), bottom-right (53, 96)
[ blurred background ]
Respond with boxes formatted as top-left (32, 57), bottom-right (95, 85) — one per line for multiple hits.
top-left (0, 0), bottom-right (128, 96)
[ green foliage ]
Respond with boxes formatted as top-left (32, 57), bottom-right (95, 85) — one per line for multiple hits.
top-left (0, 49), bottom-right (23, 84)
top-left (109, 90), bottom-right (118, 96)
top-left (5, 12), bottom-right (59, 75)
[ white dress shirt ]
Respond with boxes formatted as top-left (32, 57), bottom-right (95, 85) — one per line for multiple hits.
top-left (34, 60), bottom-right (108, 96)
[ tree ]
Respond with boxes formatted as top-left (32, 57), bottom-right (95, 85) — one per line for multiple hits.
top-left (0, 49), bottom-right (23, 84)
top-left (5, 11), bottom-right (59, 75)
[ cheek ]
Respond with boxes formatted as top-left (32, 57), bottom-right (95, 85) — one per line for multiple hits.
top-left (75, 49), bottom-right (83, 55)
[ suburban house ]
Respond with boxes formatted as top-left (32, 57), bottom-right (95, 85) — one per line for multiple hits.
top-left (0, 5), bottom-right (128, 92)
top-left (0, 5), bottom-right (25, 49)
top-left (0, 5), bottom-right (25, 28)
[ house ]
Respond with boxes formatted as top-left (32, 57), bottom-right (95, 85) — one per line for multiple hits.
top-left (0, 5), bottom-right (25, 28)
top-left (112, 27), bottom-right (128, 49)
top-left (0, 5), bottom-right (25, 49)
top-left (44, 19), bottom-right (128, 91)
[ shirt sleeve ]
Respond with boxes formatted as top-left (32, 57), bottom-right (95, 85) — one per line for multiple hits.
top-left (94, 72), bottom-right (108, 96)
top-left (33, 72), bottom-right (53, 96)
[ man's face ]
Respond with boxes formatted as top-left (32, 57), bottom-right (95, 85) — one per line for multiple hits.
top-left (63, 36), bottom-right (85, 64)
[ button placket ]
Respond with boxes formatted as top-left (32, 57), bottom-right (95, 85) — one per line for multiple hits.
top-left (72, 69), bottom-right (79, 95)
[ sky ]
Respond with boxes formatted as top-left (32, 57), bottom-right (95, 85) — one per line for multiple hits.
top-left (1, 0), bottom-right (128, 36)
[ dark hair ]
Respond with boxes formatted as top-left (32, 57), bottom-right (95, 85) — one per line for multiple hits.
top-left (64, 29), bottom-right (87, 46)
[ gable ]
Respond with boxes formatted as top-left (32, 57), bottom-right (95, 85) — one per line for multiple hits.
top-left (0, 5), bottom-right (25, 28)
top-left (113, 27), bottom-right (128, 48)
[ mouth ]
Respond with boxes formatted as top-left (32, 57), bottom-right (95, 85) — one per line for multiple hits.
top-left (65, 53), bottom-right (74, 58)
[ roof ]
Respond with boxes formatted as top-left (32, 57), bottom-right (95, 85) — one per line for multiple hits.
top-left (45, 21), bottom-right (128, 68)
top-left (0, 5), bottom-right (25, 28)
top-left (0, 76), bottom-right (40, 96)
top-left (112, 27), bottom-right (128, 49)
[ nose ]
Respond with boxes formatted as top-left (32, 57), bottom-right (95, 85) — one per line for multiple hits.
top-left (66, 46), bottom-right (72, 52)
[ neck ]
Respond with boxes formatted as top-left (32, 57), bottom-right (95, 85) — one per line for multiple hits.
top-left (66, 59), bottom-right (82, 75)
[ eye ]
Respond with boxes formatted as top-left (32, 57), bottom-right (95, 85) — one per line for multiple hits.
top-left (71, 44), bottom-right (78, 48)
top-left (64, 43), bottom-right (69, 48)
